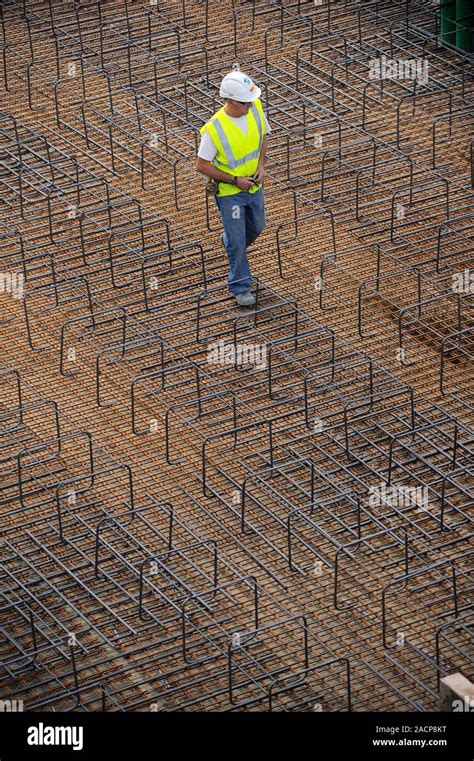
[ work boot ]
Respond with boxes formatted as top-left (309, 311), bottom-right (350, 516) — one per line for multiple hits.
top-left (235, 291), bottom-right (256, 307)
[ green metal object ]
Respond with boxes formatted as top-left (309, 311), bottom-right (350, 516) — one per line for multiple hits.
top-left (456, 0), bottom-right (473, 52)
top-left (440, 0), bottom-right (457, 45)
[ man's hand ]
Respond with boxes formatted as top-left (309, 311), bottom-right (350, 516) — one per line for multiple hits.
top-left (236, 177), bottom-right (255, 191)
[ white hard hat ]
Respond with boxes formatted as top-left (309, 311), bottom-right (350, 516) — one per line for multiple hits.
top-left (219, 71), bottom-right (261, 101)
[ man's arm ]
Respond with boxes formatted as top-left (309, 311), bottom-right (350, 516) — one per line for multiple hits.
top-left (195, 158), bottom-right (254, 191)
top-left (195, 157), bottom-right (237, 184)
top-left (253, 134), bottom-right (268, 184)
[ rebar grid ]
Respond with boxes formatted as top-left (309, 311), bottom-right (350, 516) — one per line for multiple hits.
top-left (0, 0), bottom-right (472, 712)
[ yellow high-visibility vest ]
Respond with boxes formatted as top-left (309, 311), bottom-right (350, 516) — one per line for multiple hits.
top-left (199, 98), bottom-right (266, 197)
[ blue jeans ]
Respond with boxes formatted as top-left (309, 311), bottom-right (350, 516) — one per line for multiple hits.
top-left (216, 187), bottom-right (265, 295)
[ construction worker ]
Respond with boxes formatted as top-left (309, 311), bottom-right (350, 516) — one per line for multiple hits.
top-left (196, 70), bottom-right (271, 306)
